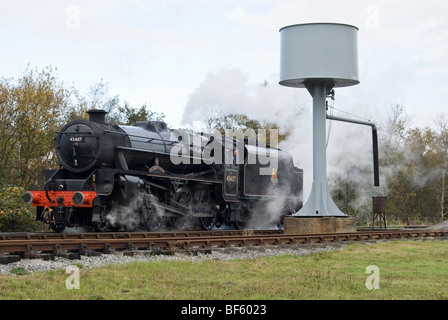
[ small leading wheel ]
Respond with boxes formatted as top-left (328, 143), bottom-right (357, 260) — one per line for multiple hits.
top-left (95, 219), bottom-right (119, 232)
top-left (95, 220), bottom-right (110, 232)
top-left (50, 222), bottom-right (66, 233)
top-left (94, 207), bottom-right (119, 232)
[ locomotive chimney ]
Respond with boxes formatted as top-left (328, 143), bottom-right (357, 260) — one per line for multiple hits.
top-left (87, 109), bottom-right (107, 123)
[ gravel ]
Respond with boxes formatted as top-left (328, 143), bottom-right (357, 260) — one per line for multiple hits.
top-left (0, 244), bottom-right (345, 275)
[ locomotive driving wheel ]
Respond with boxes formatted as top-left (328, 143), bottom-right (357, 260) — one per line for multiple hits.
top-left (169, 187), bottom-right (192, 230)
top-left (142, 190), bottom-right (166, 231)
top-left (199, 217), bottom-right (215, 230)
top-left (194, 187), bottom-right (215, 230)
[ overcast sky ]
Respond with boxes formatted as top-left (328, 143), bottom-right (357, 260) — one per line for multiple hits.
top-left (2, 0), bottom-right (447, 197)
top-left (1, 0), bottom-right (447, 129)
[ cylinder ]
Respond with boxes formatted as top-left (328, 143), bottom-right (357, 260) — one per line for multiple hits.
top-left (279, 23), bottom-right (359, 88)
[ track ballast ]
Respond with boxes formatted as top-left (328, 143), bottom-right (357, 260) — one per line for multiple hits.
top-left (1, 228), bottom-right (448, 264)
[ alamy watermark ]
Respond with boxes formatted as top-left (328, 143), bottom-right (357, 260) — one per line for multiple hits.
top-left (66, 265), bottom-right (80, 290)
top-left (65, 5), bottom-right (81, 30)
top-left (169, 128), bottom-right (279, 176)
top-left (365, 5), bottom-right (380, 30)
top-left (365, 265), bottom-right (380, 290)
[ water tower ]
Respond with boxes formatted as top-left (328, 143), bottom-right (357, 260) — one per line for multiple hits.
top-left (280, 23), bottom-right (366, 233)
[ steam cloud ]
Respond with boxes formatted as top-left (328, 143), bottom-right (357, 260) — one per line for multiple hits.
top-left (107, 193), bottom-right (145, 230)
top-left (106, 191), bottom-right (166, 231)
top-left (106, 68), bottom-right (377, 230)
top-left (182, 68), bottom-right (377, 227)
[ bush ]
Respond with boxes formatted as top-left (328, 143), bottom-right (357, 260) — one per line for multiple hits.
top-left (10, 267), bottom-right (29, 276)
top-left (0, 186), bottom-right (45, 232)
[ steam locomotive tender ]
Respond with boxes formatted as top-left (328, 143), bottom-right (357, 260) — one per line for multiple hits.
top-left (23, 110), bottom-right (303, 232)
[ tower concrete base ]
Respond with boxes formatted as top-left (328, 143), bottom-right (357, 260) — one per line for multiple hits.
top-left (284, 216), bottom-right (357, 234)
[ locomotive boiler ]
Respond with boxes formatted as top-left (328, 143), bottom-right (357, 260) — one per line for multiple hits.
top-left (23, 109), bottom-right (303, 232)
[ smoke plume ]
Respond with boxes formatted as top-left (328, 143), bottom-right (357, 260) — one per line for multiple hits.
top-left (182, 68), bottom-right (379, 223)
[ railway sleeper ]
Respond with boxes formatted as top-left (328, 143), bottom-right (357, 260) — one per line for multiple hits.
top-left (103, 243), bottom-right (115, 254)
top-left (0, 254), bottom-right (22, 264)
top-left (78, 243), bottom-right (102, 256)
top-left (25, 252), bottom-right (55, 261)
top-left (53, 244), bottom-right (81, 259)
top-left (23, 245), bottom-right (55, 260)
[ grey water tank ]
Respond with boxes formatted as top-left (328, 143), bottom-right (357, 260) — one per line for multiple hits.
top-left (279, 23), bottom-right (359, 88)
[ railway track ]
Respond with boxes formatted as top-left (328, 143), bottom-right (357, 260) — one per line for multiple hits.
top-left (0, 229), bottom-right (282, 241)
top-left (1, 228), bottom-right (448, 263)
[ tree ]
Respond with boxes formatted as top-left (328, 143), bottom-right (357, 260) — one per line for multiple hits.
top-left (117, 102), bottom-right (165, 125)
top-left (0, 66), bottom-right (73, 188)
top-left (76, 79), bottom-right (120, 123)
top-left (330, 173), bottom-right (360, 216)
top-left (80, 80), bottom-right (166, 125)
top-left (328, 103), bottom-right (448, 225)
top-left (432, 116), bottom-right (448, 221)
top-left (0, 66), bottom-right (170, 231)
top-left (205, 113), bottom-right (288, 146)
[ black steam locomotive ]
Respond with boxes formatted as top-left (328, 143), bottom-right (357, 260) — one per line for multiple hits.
top-left (23, 110), bottom-right (303, 232)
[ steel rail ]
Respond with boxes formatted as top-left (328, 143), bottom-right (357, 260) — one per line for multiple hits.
top-left (0, 229), bottom-right (282, 241)
top-left (1, 229), bottom-right (447, 260)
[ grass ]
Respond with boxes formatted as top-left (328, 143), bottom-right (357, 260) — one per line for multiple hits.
top-left (0, 240), bottom-right (447, 300)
